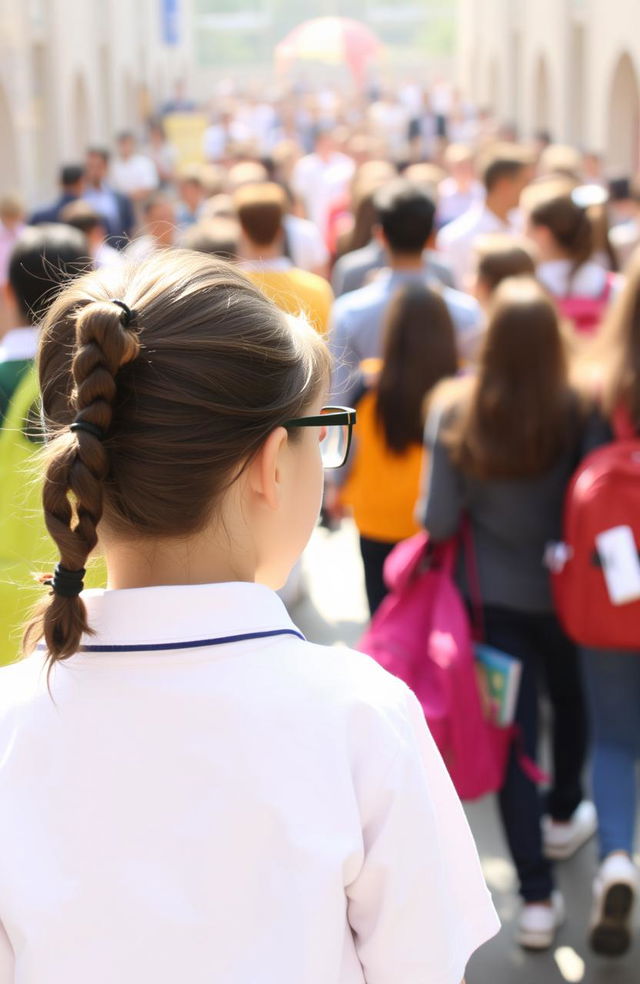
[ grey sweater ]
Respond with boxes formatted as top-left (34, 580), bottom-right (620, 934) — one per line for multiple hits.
top-left (422, 402), bottom-right (581, 614)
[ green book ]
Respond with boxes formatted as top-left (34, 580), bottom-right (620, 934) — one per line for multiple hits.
top-left (475, 643), bottom-right (522, 727)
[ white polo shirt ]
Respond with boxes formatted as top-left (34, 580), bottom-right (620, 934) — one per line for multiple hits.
top-left (0, 581), bottom-right (498, 983)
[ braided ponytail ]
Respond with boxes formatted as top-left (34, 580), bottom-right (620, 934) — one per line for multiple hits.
top-left (26, 301), bottom-right (140, 661)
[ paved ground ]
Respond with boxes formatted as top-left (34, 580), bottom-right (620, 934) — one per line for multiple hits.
top-left (290, 521), bottom-right (640, 984)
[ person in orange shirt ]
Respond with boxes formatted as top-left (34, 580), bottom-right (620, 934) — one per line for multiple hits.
top-left (234, 182), bottom-right (333, 336)
top-left (335, 282), bottom-right (458, 614)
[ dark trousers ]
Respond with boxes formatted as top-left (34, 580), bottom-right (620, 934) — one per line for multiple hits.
top-left (359, 536), bottom-right (397, 616)
top-left (483, 605), bottom-right (589, 902)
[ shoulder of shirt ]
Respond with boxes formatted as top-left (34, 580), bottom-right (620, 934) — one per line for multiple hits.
top-left (333, 279), bottom-right (385, 318)
top-left (437, 205), bottom-right (482, 244)
top-left (441, 285), bottom-right (481, 315)
top-left (0, 656), bottom-right (46, 718)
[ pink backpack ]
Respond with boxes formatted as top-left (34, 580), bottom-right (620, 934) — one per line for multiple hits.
top-left (557, 274), bottom-right (616, 335)
top-left (358, 532), bottom-right (511, 800)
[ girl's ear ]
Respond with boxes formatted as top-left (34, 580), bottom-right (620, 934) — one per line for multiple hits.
top-left (247, 426), bottom-right (289, 511)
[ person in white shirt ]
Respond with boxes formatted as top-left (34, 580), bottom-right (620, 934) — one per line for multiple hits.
top-left (111, 131), bottom-right (159, 201)
top-left (0, 248), bottom-right (499, 983)
top-left (292, 127), bottom-right (355, 238)
top-left (437, 145), bottom-right (532, 290)
top-left (438, 144), bottom-right (485, 228)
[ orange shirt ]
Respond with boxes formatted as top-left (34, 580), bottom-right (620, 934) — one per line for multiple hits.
top-left (341, 389), bottom-right (426, 543)
top-left (245, 266), bottom-right (333, 336)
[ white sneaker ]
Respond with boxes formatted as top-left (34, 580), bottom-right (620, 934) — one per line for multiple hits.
top-left (590, 853), bottom-right (638, 957)
top-left (517, 891), bottom-right (566, 950)
top-left (543, 801), bottom-right (597, 860)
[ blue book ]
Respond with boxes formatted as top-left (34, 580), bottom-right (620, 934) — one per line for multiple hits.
top-left (474, 643), bottom-right (522, 727)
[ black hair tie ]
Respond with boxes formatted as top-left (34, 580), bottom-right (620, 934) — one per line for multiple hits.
top-left (110, 299), bottom-right (137, 327)
top-left (70, 420), bottom-right (106, 441)
top-left (44, 564), bottom-right (86, 599)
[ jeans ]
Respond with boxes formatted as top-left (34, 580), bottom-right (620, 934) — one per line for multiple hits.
top-left (359, 536), bottom-right (397, 616)
top-left (483, 606), bottom-right (588, 902)
top-left (582, 647), bottom-right (640, 858)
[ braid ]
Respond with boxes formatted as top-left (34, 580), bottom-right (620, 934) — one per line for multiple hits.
top-left (27, 301), bottom-right (140, 662)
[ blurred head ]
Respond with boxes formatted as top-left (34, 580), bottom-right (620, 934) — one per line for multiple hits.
top-left (85, 148), bottom-right (110, 186)
top-left (373, 179), bottom-right (436, 257)
top-left (60, 201), bottom-right (106, 246)
top-left (0, 192), bottom-right (25, 228)
top-left (181, 218), bottom-right (240, 261)
top-left (403, 163), bottom-right (446, 205)
top-left (445, 277), bottom-right (575, 479)
top-left (473, 235), bottom-right (536, 306)
top-left (60, 164), bottom-right (85, 196)
top-left (143, 193), bottom-right (176, 246)
top-left (226, 161), bottom-right (269, 194)
top-left (538, 144), bottom-right (583, 182)
top-left (27, 251), bottom-right (331, 661)
top-left (443, 144), bottom-right (475, 185)
top-left (480, 145), bottom-right (531, 208)
top-left (376, 284), bottom-right (458, 453)
top-left (526, 185), bottom-right (593, 276)
top-left (116, 132), bottom-right (136, 159)
top-left (7, 223), bottom-right (90, 323)
top-left (234, 182), bottom-right (286, 249)
top-left (178, 166), bottom-right (205, 210)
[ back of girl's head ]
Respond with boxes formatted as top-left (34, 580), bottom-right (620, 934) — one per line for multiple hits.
top-left (528, 186), bottom-right (593, 277)
top-left (448, 277), bottom-right (576, 478)
top-left (475, 235), bottom-right (536, 293)
top-left (376, 283), bottom-right (458, 453)
top-left (27, 249), bottom-right (330, 662)
top-left (8, 224), bottom-right (91, 323)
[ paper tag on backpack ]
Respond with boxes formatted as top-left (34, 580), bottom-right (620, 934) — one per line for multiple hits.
top-left (595, 525), bottom-right (640, 606)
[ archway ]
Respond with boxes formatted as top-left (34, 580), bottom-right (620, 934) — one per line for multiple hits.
top-left (533, 55), bottom-right (551, 134)
top-left (0, 84), bottom-right (20, 191)
top-left (606, 53), bottom-right (640, 173)
top-left (72, 74), bottom-right (90, 157)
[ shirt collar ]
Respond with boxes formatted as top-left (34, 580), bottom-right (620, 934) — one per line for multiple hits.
top-left (76, 581), bottom-right (303, 652)
top-left (0, 326), bottom-right (39, 362)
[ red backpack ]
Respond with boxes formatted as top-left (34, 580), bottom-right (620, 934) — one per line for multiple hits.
top-left (551, 408), bottom-right (640, 649)
top-left (557, 274), bottom-right (616, 335)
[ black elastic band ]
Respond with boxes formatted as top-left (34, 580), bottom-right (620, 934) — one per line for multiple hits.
top-left (70, 420), bottom-right (106, 441)
top-left (110, 299), bottom-right (137, 327)
top-left (45, 563), bottom-right (86, 599)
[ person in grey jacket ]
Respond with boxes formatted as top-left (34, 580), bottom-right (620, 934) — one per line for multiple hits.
top-left (422, 277), bottom-right (593, 951)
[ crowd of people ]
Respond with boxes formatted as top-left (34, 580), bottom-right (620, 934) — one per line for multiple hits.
top-left (0, 77), bottom-right (639, 980)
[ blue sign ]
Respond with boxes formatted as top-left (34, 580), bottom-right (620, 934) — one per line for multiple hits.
top-left (162, 0), bottom-right (180, 45)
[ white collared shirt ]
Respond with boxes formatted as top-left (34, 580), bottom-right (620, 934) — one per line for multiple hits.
top-left (0, 326), bottom-right (39, 364)
top-left (0, 581), bottom-right (498, 983)
top-left (436, 202), bottom-right (521, 289)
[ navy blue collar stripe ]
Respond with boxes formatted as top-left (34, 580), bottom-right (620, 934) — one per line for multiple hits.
top-left (37, 627), bottom-right (305, 654)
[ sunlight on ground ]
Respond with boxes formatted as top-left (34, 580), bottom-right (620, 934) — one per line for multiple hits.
top-left (555, 946), bottom-right (586, 982)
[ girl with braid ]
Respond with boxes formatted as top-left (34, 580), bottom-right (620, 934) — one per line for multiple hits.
top-left (0, 250), bottom-right (497, 984)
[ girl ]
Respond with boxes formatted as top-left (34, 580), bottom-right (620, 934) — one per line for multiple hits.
top-left (422, 277), bottom-right (593, 951)
top-left (525, 184), bottom-right (616, 334)
top-left (0, 251), bottom-right (498, 983)
top-left (582, 251), bottom-right (640, 957)
top-left (338, 283), bottom-right (458, 614)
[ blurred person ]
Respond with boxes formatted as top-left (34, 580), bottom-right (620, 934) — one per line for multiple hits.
top-left (176, 166), bottom-right (207, 228)
top-left (180, 217), bottom-right (240, 261)
top-left (582, 151), bottom-right (606, 186)
top-left (111, 131), bottom-right (159, 201)
top-left (125, 193), bottom-right (176, 263)
top-left (0, 194), bottom-right (25, 289)
top-left (203, 107), bottom-right (251, 164)
top-left (199, 164), bottom-right (227, 199)
top-left (579, 252), bottom-right (640, 957)
top-left (367, 90), bottom-right (410, 160)
top-left (538, 144), bottom-right (583, 183)
top-left (30, 164), bottom-right (85, 225)
top-left (200, 194), bottom-right (236, 221)
top-left (436, 145), bottom-right (532, 289)
top-left (234, 182), bottom-right (332, 336)
top-left (438, 145), bottom-right (484, 228)
top-left (330, 180), bottom-right (482, 407)
top-left (525, 184), bottom-right (617, 333)
top-left (84, 147), bottom-right (135, 247)
top-left (60, 201), bottom-right (122, 269)
top-left (0, 250), bottom-right (499, 982)
top-left (608, 177), bottom-right (640, 270)
top-left (471, 235), bottom-right (536, 310)
top-left (328, 159), bottom-right (396, 258)
top-left (291, 127), bottom-right (355, 238)
top-left (337, 285), bottom-right (458, 614)
top-left (160, 79), bottom-right (196, 116)
top-left (423, 277), bottom-right (594, 950)
top-left (146, 118), bottom-right (178, 187)
top-left (0, 224), bottom-right (89, 426)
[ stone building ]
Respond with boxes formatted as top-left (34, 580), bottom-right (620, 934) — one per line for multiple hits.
top-left (0, 0), bottom-right (193, 202)
top-left (456, 0), bottom-right (640, 173)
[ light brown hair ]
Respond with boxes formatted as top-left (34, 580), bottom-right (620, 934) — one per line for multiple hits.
top-left (376, 284), bottom-right (458, 453)
top-left (234, 182), bottom-right (286, 246)
top-left (528, 189), bottom-right (593, 289)
top-left (475, 235), bottom-right (536, 292)
top-left (443, 277), bottom-right (579, 479)
top-left (26, 250), bottom-right (330, 662)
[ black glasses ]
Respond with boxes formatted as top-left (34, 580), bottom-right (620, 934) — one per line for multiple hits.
top-left (282, 406), bottom-right (356, 469)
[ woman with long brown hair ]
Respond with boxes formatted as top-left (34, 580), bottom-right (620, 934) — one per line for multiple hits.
top-left (580, 251), bottom-right (640, 957)
top-left (338, 282), bottom-right (458, 614)
top-left (423, 277), bottom-right (592, 950)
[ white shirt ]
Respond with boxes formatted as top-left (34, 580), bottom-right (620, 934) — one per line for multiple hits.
top-left (537, 259), bottom-right (611, 298)
top-left (284, 214), bottom-right (329, 272)
top-left (292, 152), bottom-right (355, 237)
top-left (110, 154), bottom-right (158, 196)
top-left (0, 581), bottom-right (498, 984)
top-left (0, 326), bottom-right (39, 364)
top-left (436, 202), bottom-right (520, 290)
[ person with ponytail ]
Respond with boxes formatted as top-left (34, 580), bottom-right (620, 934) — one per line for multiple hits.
top-left (0, 250), bottom-right (498, 982)
top-left (524, 181), bottom-right (618, 334)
